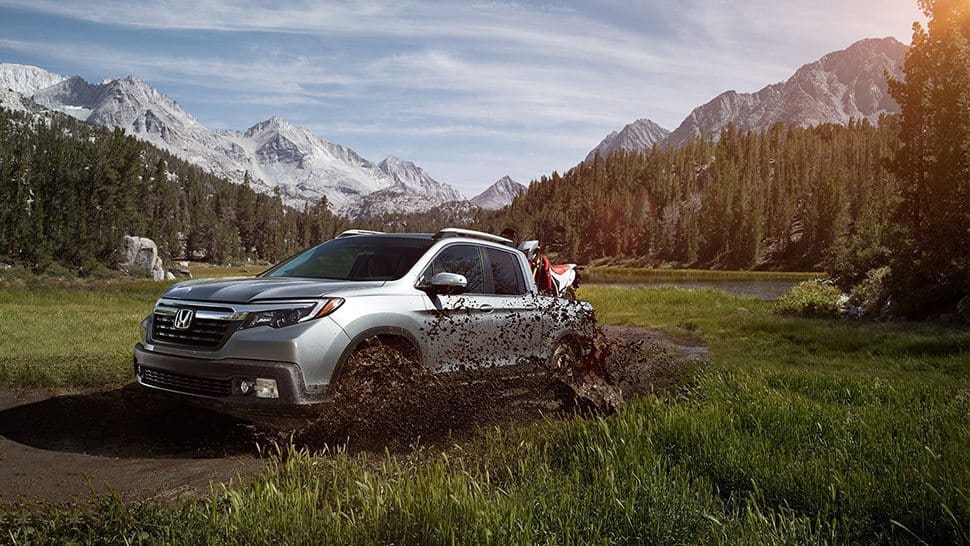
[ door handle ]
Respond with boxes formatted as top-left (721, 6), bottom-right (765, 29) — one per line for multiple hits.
top-left (478, 304), bottom-right (494, 313)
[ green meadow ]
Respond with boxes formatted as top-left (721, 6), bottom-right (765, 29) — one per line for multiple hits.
top-left (1, 278), bottom-right (967, 544)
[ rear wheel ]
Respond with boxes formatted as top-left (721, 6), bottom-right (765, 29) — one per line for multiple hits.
top-left (560, 286), bottom-right (577, 301)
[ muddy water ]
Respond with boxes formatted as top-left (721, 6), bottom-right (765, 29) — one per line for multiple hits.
top-left (0, 302), bottom-right (705, 502)
top-left (590, 278), bottom-right (802, 300)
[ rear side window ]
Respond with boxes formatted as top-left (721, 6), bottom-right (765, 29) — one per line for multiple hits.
top-left (422, 245), bottom-right (485, 294)
top-left (484, 248), bottom-right (526, 295)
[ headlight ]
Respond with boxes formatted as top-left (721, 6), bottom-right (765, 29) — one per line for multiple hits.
top-left (241, 298), bottom-right (343, 329)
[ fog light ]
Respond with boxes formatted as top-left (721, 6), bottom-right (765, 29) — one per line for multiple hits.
top-left (238, 380), bottom-right (253, 394)
top-left (255, 378), bottom-right (279, 399)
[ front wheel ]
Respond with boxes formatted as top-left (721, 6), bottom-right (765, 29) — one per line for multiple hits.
top-left (332, 337), bottom-right (424, 400)
top-left (548, 337), bottom-right (581, 370)
top-left (560, 286), bottom-right (576, 301)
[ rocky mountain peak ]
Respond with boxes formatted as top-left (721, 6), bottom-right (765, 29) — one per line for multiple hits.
top-left (470, 175), bottom-right (526, 210)
top-left (585, 118), bottom-right (670, 163)
top-left (378, 154), bottom-right (411, 171)
top-left (378, 155), bottom-right (463, 201)
top-left (244, 115), bottom-right (299, 139)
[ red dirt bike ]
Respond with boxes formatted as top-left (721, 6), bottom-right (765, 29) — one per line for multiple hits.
top-left (517, 240), bottom-right (581, 300)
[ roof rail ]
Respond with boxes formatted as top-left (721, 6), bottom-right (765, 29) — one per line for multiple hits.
top-left (433, 227), bottom-right (513, 245)
top-left (336, 229), bottom-right (385, 238)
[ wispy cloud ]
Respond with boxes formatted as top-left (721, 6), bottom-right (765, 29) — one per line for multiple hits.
top-left (0, 0), bottom-right (922, 193)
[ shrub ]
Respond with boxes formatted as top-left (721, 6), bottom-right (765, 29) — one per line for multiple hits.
top-left (774, 280), bottom-right (844, 318)
top-left (849, 266), bottom-right (892, 317)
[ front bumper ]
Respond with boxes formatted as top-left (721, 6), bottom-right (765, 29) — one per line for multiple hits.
top-left (134, 344), bottom-right (331, 408)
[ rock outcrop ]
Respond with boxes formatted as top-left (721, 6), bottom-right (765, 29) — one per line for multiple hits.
top-left (122, 235), bottom-right (166, 281)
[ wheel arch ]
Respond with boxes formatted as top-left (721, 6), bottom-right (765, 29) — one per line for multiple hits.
top-left (330, 326), bottom-right (424, 383)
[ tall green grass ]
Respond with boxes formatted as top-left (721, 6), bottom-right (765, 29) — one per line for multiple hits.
top-left (1, 284), bottom-right (968, 544)
top-left (0, 282), bottom-right (159, 387)
top-left (0, 266), bottom-right (257, 387)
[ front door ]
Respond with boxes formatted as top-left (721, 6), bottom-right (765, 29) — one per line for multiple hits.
top-left (418, 244), bottom-right (496, 372)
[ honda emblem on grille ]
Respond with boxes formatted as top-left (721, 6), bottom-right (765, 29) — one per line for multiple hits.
top-left (173, 308), bottom-right (195, 330)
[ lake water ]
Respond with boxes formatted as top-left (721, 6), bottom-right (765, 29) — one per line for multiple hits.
top-left (589, 278), bottom-right (801, 300)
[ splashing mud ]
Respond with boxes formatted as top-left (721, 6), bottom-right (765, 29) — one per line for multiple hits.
top-left (265, 300), bottom-right (694, 453)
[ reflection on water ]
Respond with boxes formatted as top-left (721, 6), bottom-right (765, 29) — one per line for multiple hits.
top-left (592, 278), bottom-right (800, 300)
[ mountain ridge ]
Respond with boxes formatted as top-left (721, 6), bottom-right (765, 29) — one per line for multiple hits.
top-left (662, 36), bottom-right (908, 147)
top-left (0, 66), bottom-right (464, 215)
top-left (0, 63), bottom-right (65, 96)
top-left (584, 37), bottom-right (908, 160)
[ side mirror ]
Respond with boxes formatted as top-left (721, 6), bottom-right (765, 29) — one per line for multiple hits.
top-left (421, 272), bottom-right (468, 295)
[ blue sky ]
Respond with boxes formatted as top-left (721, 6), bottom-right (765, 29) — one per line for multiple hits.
top-left (0, 1), bottom-right (922, 196)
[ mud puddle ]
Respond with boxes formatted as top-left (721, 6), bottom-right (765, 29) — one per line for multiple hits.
top-left (0, 326), bottom-right (705, 504)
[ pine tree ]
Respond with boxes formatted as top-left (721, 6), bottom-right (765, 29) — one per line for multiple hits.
top-left (886, 0), bottom-right (970, 315)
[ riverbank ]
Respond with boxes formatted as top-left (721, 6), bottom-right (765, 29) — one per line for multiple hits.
top-left (583, 266), bottom-right (820, 283)
top-left (582, 267), bottom-right (821, 300)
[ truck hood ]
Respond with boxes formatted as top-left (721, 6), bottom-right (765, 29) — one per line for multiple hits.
top-left (161, 276), bottom-right (385, 303)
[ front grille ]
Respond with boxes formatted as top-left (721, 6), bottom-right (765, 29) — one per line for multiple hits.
top-left (139, 366), bottom-right (231, 397)
top-left (151, 311), bottom-right (240, 349)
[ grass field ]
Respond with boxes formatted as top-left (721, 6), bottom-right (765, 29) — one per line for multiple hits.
top-left (0, 263), bottom-right (262, 387)
top-left (583, 266), bottom-right (821, 284)
top-left (1, 278), bottom-right (968, 544)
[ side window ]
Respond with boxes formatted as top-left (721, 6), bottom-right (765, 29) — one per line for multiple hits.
top-left (484, 248), bottom-right (526, 295)
top-left (422, 245), bottom-right (485, 294)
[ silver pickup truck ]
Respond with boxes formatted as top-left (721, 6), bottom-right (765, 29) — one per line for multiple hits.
top-left (134, 228), bottom-right (593, 410)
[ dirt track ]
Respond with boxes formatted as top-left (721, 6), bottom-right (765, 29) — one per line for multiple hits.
top-left (0, 326), bottom-right (705, 504)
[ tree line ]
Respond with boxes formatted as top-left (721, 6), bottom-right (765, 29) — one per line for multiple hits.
top-left (0, 107), bottom-right (349, 273)
top-left (477, 119), bottom-right (901, 273)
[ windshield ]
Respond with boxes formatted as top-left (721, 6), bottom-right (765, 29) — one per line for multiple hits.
top-left (262, 236), bottom-right (434, 281)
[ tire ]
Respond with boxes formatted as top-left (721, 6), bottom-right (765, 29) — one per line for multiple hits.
top-left (560, 286), bottom-right (577, 301)
top-left (332, 337), bottom-right (423, 398)
top-left (548, 337), bottom-right (581, 370)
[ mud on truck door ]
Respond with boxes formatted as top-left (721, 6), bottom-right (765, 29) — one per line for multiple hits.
top-left (418, 244), bottom-right (497, 372)
top-left (479, 246), bottom-right (546, 368)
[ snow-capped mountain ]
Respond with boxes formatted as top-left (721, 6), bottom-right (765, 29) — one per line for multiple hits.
top-left (585, 119), bottom-right (670, 163)
top-left (470, 175), bottom-right (526, 210)
top-left (239, 116), bottom-right (397, 209)
top-left (0, 63), bottom-right (65, 96)
top-left (663, 37), bottom-right (907, 148)
top-left (30, 75), bottom-right (252, 184)
top-left (0, 65), bottom-right (460, 214)
top-left (377, 155), bottom-right (463, 203)
top-left (0, 63), bottom-right (66, 113)
top-left (347, 156), bottom-right (465, 217)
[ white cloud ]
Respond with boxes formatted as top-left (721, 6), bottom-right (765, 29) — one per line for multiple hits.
top-left (0, 0), bottom-right (923, 193)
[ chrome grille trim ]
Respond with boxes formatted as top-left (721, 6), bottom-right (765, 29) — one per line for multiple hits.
top-left (151, 312), bottom-right (240, 349)
top-left (149, 298), bottom-right (324, 350)
top-left (139, 366), bottom-right (231, 397)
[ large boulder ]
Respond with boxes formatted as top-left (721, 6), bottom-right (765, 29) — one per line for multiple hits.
top-left (122, 235), bottom-right (166, 281)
